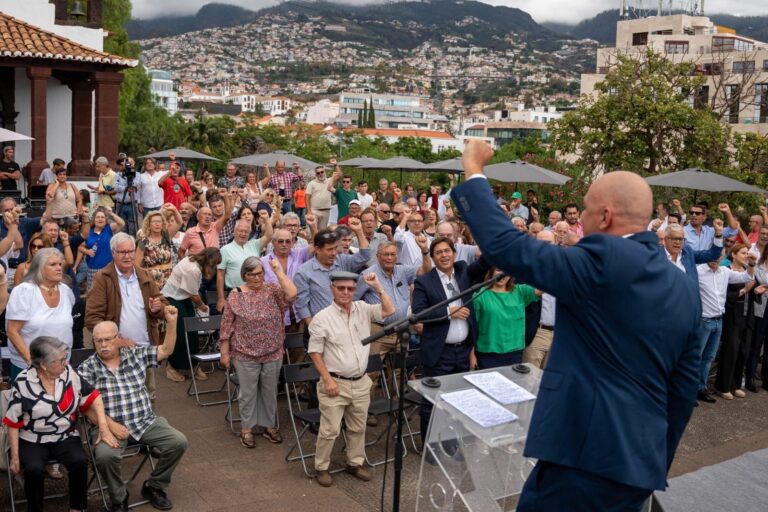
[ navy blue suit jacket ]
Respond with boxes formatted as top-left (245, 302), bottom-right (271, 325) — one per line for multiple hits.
top-left (452, 178), bottom-right (701, 491)
top-left (412, 258), bottom-right (490, 368)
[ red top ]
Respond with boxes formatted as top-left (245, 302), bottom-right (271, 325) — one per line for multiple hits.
top-left (294, 189), bottom-right (306, 208)
top-left (160, 176), bottom-right (192, 209)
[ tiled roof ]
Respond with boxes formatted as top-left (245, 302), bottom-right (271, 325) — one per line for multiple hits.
top-left (0, 12), bottom-right (136, 67)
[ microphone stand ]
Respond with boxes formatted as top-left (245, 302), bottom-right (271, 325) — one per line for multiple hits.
top-left (361, 273), bottom-right (503, 512)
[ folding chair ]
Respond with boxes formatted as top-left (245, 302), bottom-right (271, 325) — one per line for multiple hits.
top-left (205, 289), bottom-right (229, 310)
top-left (283, 331), bottom-right (306, 365)
top-left (282, 362), bottom-right (345, 477)
top-left (83, 420), bottom-right (157, 511)
top-left (69, 348), bottom-right (95, 368)
top-left (363, 354), bottom-right (406, 466)
top-left (224, 368), bottom-right (240, 435)
top-left (183, 315), bottom-right (227, 406)
top-left (387, 350), bottom-right (423, 453)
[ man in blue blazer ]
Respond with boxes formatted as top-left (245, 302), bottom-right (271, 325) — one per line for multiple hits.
top-left (662, 221), bottom-right (724, 289)
top-left (411, 237), bottom-right (490, 442)
top-left (450, 141), bottom-right (701, 511)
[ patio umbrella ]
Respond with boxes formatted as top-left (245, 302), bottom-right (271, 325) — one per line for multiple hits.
top-left (139, 147), bottom-right (220, 161)
top-left (484, 160), bottom-right (571, 185)
top-left (359, 156), bottom-right (428, 183)
top-left (0, 127), bottom-right (33, 143)
top-left (337, 156), bottom-right (383, 167)
top-left (644, 168), bottom-right (765, 194)
top-left (230, 151), bottom-right (320, 170)
top-left (424, 157), bottom-right (465, 174)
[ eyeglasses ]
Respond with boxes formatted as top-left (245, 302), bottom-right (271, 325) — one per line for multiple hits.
top-left (114, 249), bottom-right (136, 256)
top-left (316, 171), bottom-right (325, 175)
top-left (284, 224), bottom-right (300, 229)
top-left (50, 356), bottom-right (69, 366)
top-left (343, 180), bottom-right (351, 184)
top-left (31, 243), bottom-right (44, 249)
top-left (93, 334), bottom-right (118, 345)
top-left (266, 193), bottom-right (275, 197)
top-left (668, 237), bottom-right (684, 243)
top-left (408, 219), bottom-right (423, 223)
top-left (246, 271), bottom-right (264, 277)
top-left (318, 232), bottom-right (339, 242)
top-left (393, 211), bottom-right (403, 216)
top-left (334, 285), bottom-right (356, 292)
top-left (274, 239), bottom-right (292, 244)
top-left (689, 211), bottom-right (703, 216)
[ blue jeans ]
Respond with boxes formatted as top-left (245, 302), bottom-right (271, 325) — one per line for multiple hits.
top-left (117, 202), bottom-right (136, 235)
top-left (280, 199), bottom-right (292, 215)
top-left (696, 317), bottom-right (722, 391)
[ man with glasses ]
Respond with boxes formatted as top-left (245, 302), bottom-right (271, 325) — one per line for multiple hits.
top-left (216, 217), bottom-right (273, 313)
top-left (327, 166), bottom-right (357, 220)
top-left (393, 209), bottom-right (429, 267)
top-left (85, 232), bottom-right (169, 403)
top-left (79, 308), bottom-right (187, 512)
top-left (308, 270), bottom-right (394, 487)
top-left (412, 236), bottom-right (491, 443)
top-left (268, 159), bottom-right (303, 214)
top-left (262, 227), bottom-right (314, 331)
top-left (375, 203), bottom-right (391, 228)
top-left (662, 222), bottom-right (724, 288)
top-left (353, 209), bottom-right (388, 266)
top-left (379, 203), bottom-right (403, 237)
top-left (295, 219), bottom-right (372, 326)
top-left (306, 165), bottom-right (333, 230)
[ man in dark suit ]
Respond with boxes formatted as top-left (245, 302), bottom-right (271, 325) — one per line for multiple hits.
top-left (662, 221), bottom-right (724, 290)
top-left (411, 237), bottom-right (490, 441)
top-left (450, 141), bottom-right (701, 511)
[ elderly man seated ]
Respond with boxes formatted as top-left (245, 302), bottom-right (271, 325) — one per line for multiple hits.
top-left (78, 307), bottom-right (187, 512)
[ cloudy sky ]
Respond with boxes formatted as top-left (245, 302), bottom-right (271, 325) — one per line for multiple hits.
top-left (130, 0), bottom-right (768, 24)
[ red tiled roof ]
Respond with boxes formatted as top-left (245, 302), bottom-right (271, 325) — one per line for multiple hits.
top-left (0, 12), bottom-right (136, 67)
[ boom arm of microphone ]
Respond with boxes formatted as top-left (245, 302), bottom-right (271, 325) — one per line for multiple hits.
top-left (360, 273), bottom-right (503, 346)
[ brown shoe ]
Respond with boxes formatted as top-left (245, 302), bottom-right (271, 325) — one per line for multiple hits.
top-left (194, 367), bottom-right (209, 381)
top-left (315, 470), bottom-right (333, 487)
top-left (262, 427), bottom-right (283, 444)
top-left (366, 415), bottom-right (378, 427)
top-left (346, 464), bottom-right (371, 482)
top-left (165, 365), bottom-right (186, 382)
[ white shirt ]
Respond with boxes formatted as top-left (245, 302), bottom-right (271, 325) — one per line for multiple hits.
top-left (696, 263), bottom-right (752, 318)
top-left (117, 266), bottom-right (150, 347)
top-left (749, 242), bottom-right (763, 259)
top-left (393, 227), bottom-right (424, 267)
top-left (437, 268), bottom-right (469, 344)
top-left (665, 248), bottom-right (686, 273)
top-left (5, 282), bottom-right (75, 369)
top-left (138, 171), bottom-right (164, 208)
top-left (357, 192), bottom-right (373, 210)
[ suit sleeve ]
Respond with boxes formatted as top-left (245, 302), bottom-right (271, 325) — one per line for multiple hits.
top-left (467, 256), bottom-right (492, 284)
top-left (451, 178), bottom-right (606, 302)
top-left (84, 274), bottom-right (108, 333)
top-left (665, 327), bottom-right (699, 471)
top-left (692, 243), bottom-right (723, 264)
top-left (412, 276), bottom-right (449, 323)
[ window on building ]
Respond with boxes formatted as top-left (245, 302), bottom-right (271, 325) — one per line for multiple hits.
top-left (726, 84), bottom-right (740, 124)
top-left (632, 32), bottom-right (648, 46)
top-left (694, 86), bottom-right (709, 110)
top-left (713, 37), bottom-right (754, 52)
top-left (703, 63), bottom-right (722, 76)
top-left (733, 61), bottom-right (755, 74)
top-left (756, 84), bottom-right (768, 124)
top-left (763, 60), bottom-right (768, 72)
top-left (665, 41), bottom-right (689, 54)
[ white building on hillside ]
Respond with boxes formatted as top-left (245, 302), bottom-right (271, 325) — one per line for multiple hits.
top-left (228, 94), bottom-right (292, 115)
top-left (306, 99), bottom-right (340, 125)
top-left (337, 92), bottom-right (431, 129)
top-left (148, 69), bottom-right (178, 115)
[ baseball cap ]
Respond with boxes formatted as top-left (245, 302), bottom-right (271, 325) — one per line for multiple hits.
top-left (511, 192), bottom-right (522, 200)
top-left (722, 227), bottom-right (738, 238)
top-left (349, 199), bottom-right (362, 206)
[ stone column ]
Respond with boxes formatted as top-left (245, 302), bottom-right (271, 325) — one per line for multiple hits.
top-left (69, 79), bottom-right (94, 175)
top-left (93, 71), bottom-right (123, 169)
top-left (25, 66), bottom-right (52, 182)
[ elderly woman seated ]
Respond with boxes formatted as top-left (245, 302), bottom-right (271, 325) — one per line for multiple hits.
top-left (3, 336), bottom-right (116, 512)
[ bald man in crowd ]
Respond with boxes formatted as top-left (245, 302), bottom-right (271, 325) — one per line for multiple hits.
top-left (452, 140), bottom-right (700, 512)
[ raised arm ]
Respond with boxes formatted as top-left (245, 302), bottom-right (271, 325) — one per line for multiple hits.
top-left (156, 305), bottom-right (179, 361)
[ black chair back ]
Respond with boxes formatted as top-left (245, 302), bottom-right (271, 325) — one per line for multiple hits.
top-left (282, 362), bottom-right (320, 384)
top-left (183, 315), bottom-right (222, 333)
top-left (284, 332), bottom-right (305, 351)
top-left (70, 348), bottom-right (96, 368)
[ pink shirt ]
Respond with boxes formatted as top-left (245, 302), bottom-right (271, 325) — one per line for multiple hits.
top-left (179, 224), bottom-right (221, 255)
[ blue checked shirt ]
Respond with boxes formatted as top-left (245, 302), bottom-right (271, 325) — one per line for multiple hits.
top-left (77, 347), bottom-right (159, 439)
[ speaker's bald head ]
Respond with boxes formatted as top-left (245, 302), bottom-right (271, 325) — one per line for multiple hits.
top-left (582, 171), bottom-right (652, 236)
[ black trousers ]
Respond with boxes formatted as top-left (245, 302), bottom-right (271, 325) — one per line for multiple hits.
top-left (19, 436), bottom-right (89, 512)
top-left (715, 315), bottom-right (750, 393)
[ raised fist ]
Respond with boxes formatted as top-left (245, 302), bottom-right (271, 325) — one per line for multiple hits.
top-left (270, 258), bottom-right (282, 273)
top-left (672, 199), bottom-right (681, 208)
top-left (163, 305), bottom-right (178, 322)
top-left (347, 217), bottom-right (362, 231)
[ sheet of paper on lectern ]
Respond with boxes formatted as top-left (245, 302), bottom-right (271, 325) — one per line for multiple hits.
top-left (464, 371), bottom-right (537, 405)
top-left (440, 388), bottom-right (518, 428)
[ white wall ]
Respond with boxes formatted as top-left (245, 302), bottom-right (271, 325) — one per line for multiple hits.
top-left (0, 0), bottom-right (105, 50)
top-left (14, 68), bottom-right (31, 166)
top-left (47, 78), bottom-right (72, 162)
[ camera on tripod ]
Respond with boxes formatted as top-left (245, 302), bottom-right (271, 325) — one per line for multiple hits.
top-left (117, 155), bottom-right (137, 189)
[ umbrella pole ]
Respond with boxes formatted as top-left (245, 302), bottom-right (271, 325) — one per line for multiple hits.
top-left (400, 168), bottom-right (403, 185)
top-left (694, 190), bottom-right (698, 204)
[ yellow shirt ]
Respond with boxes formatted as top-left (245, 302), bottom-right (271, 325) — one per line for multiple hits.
top-left (96, 169), bottom-right (116, 208)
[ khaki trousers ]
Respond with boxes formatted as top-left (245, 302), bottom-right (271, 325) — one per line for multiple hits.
top-left (523, 328), bottom-right (554, 369)
top-left (313, 208), bottom-right (331, 231)
top-left (369, 325), bottom-right (400, 394)
top-left (315, 375), bottom-right (372, 471)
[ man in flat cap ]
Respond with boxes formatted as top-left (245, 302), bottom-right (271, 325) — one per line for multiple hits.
top-left (307, 270), bottom-right (394, 487)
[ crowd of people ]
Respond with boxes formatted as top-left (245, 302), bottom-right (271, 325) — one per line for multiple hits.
top-left (1, 144), bottom-right (767, 509)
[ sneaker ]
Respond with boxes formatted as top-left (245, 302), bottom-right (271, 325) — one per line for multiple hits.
top-left (315, 470), bottom-right (333, 487)
top-left (165, 365), bottom-right (185, 383)
top-left (733, 389), bottom-right (746, 398)
top-left (194, 367), bottom-right (209, 381)
top-left (141, 481), bottom-right (172, 510)
top-left (717, 391), bottom-right (734, 400)
top-left (345, 464), bottom-right (372, 482)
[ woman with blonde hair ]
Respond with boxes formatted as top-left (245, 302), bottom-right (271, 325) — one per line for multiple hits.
top-left (135, 211), bottom-right (174, 289)
top-left (160, 203), bottom-right (184, 264)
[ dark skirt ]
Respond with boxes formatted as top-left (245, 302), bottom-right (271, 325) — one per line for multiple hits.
top-left (476, 350), bottom-right (523, 370)
top-left (166, 296), bottom-right (198, 371)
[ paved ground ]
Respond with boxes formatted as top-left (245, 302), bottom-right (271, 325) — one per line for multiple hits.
top-left (4, 368), bottom-right (768, 511)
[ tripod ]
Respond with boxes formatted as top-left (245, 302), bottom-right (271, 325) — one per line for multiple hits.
top-left (118, 183), bottom-right (140, 236)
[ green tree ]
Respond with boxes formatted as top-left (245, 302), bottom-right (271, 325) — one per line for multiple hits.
top-left (550, 48), bottom-right (731, 177)
top-left (367, 97), bottom-right (376, 128)
top-left (391, 137), bottom-right (436, 162)
top-left (357, 108), bottom-right (364, 128)
top-left (362, 100), bottom-right (369, 128)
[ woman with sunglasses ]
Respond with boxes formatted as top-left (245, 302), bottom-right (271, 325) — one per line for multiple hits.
top-left (220, 257), bottom-right (296, 447)
top-left (45, 167), bottom-right (82, 221)
top-left (13, 233), bottom-right (53, 287)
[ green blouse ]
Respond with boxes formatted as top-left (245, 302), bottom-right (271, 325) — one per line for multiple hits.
top-left (473, 285), bottom-right (538, 354)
